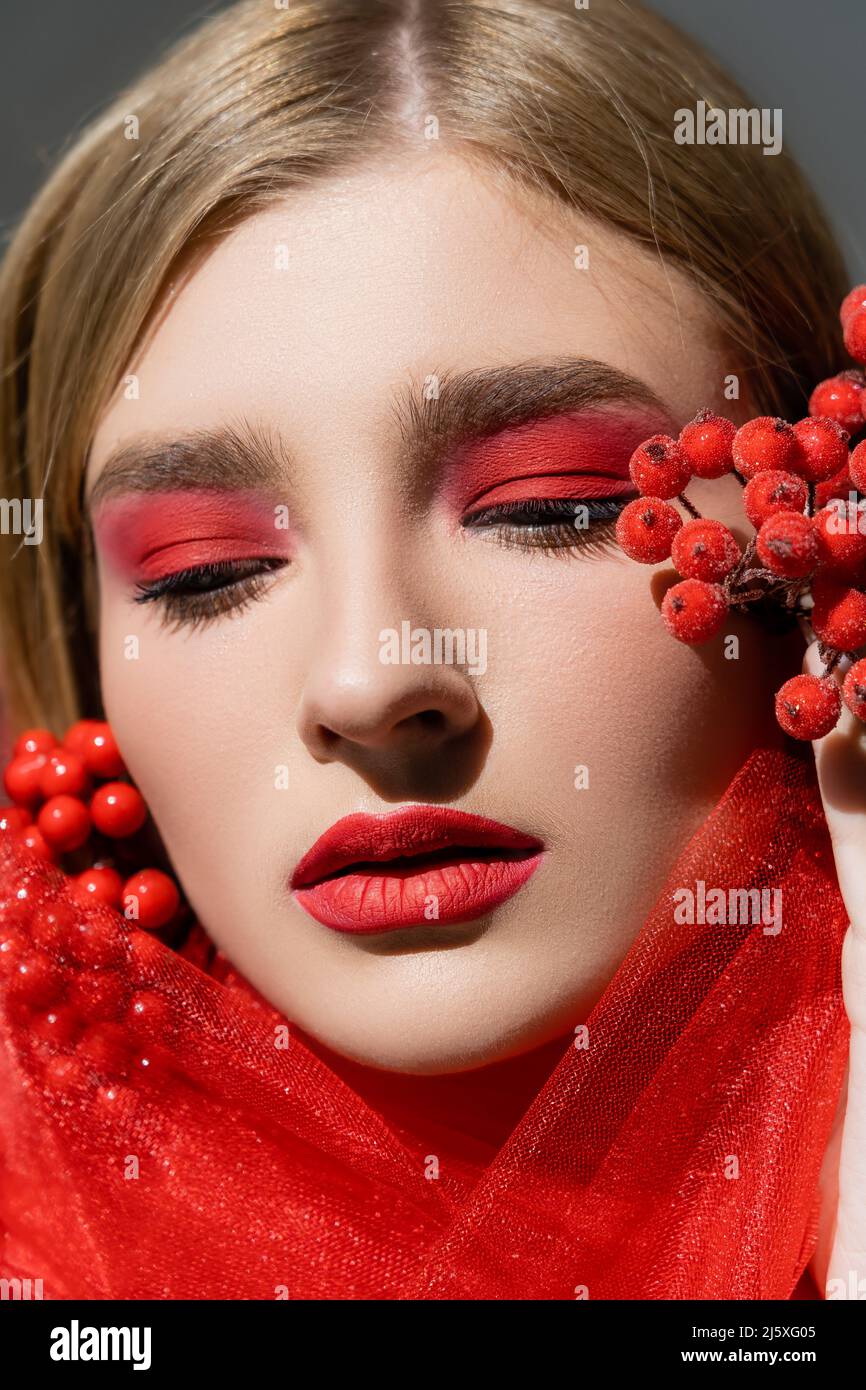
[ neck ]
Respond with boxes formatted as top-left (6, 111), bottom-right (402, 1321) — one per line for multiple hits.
top-left (296, 1027), bottom-right (573, 1171)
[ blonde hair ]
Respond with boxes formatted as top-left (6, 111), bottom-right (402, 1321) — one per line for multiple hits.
top-left (0, 0), bottom-right (849, 735)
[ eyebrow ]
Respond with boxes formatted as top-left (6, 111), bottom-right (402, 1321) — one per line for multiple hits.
top-left (86, 358), bottom-right (671, 511)
top-left (87, 419), bottom-right (290, 511)
top-left (394, 358), bottom-right (670, 475)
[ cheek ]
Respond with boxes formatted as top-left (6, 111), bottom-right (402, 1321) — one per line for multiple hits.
top-left (96, 580), bottom-right (289, 858)
top-left (472, 550), bottom-right (781, 814)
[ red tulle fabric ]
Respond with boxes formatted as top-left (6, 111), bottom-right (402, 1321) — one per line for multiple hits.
top-left (0, 746), bottom-right (850, 1299)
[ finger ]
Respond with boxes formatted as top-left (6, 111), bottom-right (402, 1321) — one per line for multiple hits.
top-left (803, 638), bottom-right (866, 931)
top-left (803, 641), bottom-right (866, 1292)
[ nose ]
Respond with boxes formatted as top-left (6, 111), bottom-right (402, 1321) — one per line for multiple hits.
top-left (295, 583), bottom-right (483, 775)
top-left (298, 659), bottom-right (480, 763)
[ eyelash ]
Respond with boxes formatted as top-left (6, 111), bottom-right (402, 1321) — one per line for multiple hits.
top-left (462, 496), bottom-right (631, 556)
top-left (132, 496), bottom-right (631, 628)
top-left (133, 557), bottom-right (288, 630)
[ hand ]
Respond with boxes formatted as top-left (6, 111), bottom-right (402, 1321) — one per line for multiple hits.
top-left (803, 639), bottom-right (866, 1299)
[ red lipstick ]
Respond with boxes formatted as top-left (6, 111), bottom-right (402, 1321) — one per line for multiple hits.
top-left (290, 806), bottom-right (544, 934)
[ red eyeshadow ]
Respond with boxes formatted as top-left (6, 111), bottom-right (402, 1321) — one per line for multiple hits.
top-left (92, 490), bottom-right (292, 583)
top-left (443, 410), bottom-right (671, 512)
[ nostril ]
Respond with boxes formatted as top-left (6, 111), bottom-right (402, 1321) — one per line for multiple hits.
top-left (297, 668), bottom-right (481, 760)
top-left (412, 709), bottom-right (447, 732)
top-left (310, 707), bottom-right (447, 753)
top-left (313, 725), bottom-right (340, 752)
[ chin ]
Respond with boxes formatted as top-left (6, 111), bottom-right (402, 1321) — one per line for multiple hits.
top-left (291, 1001), bottom-right (565, 1076)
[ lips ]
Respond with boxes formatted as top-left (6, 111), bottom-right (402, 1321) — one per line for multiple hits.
top-left (290, 805), bottom-right (544, 934)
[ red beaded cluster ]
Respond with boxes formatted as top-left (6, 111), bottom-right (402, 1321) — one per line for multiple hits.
top-left (616, 284), bottom-right (866, 741)
top-left (2, 721), bottom-right (180, 928)
top-left (0, 849), bottom-right (176, 1106)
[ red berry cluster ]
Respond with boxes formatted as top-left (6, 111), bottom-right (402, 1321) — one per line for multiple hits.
top-left (615, 285), bottom-right (866, 742)
top-left (1, 722), bottom-right (180, 928)
top-left (0, 853), bottom-right (176, 1107)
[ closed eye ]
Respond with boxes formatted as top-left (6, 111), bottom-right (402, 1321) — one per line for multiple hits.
top-left (462, 495), bottom-right (632, 555)
top-left (134, 556), bottom-right (289, 629)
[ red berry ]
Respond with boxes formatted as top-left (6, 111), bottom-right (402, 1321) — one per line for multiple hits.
top-left (43, 1054), bottom-right (88, 1096)
top-left (678, 409), bottom-right (735, 479)
top-left (129, 1047), bottom-right (168, 1083)
top-left (775, 674), bottom-right (841, 740)
top-left (37, 795), bottom-right (91, 853)
top-left (66, 913), bottom-right (126, 969)
top-left (628, 435), bottom-right (691, 499)
top-left (74, 866), bottom-right (124, 909)
top-left (0, 929), bottom-right (27, 979)
top-left (742, 470), bottom-right (807, 528)
top-left (13, 728), bottom-right (57, 758)
top-left (661, 579), bottom-right (728, 644)
top-left (671, 518), bottom-right (740, 582)
top-left (128, 929), bottom-right (165, 976)
top-left (756, 511), bottom-right (817, 578)
top-left (615, 497), bottom-right (682, 563)
top-left (815, 467), bottom-right (855, 510)
top-left (68, 969), bottom-right (128, 1022)
top-left (63, 720), bottom-right (103, 755)
top-left (90, 782), bottom-right (146, 838)
top-left (79, 723), bottom-right (126, 779)
top-left (843, 658), bottom-right (866, 721)
top-left (809, 371), bottom-right (866, 434)
top-left (7, 950), bottom-right (66, 1009)
top-left (122, 870), bottom-right (180, 929)
top-left (39, 751), bottom-right (90, 800)
top-left (32, 1005), bottom-right (82, 1047)
top-left (0, 806), bottom-right (30, 835)
top-left (814, 502), bottom-right (866, 580)
top-left (3, 752), bottom-right (49, 807)
top-left (732, 417), bottom-right (797, 479)
top-left (31, 902), bottom-right (76, 952)
top-left (76, 1022), bottom-right (131, 1075)
top-left (791, 417), bottom-right (849, 483)
top-left (840, 285), bottom-right (866, 326)
top-left (94, 1082), bottom-right (138, 1115)
top-left (844, 310), bottom-right (866, 366)
top-left (0, 877), bottom-right (42, 931)
top-left (849, 439), bottom-right (866, 493)
top-left (19, 825), bottom-right (55, 863)
top-left (810, 578), bottom-right (866, 650)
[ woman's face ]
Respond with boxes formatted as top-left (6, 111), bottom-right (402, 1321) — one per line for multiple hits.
top-left (87, 153), bottom-right (798, 1074)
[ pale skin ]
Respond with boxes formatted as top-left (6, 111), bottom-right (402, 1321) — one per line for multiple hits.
top-left (803, 637), bottom-right (866, 1296)
top-left (84, 150), bottom-right (858, 1292)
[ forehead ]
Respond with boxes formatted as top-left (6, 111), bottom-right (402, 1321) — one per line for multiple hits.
top-left (88, 152), bottom-right (723, 479)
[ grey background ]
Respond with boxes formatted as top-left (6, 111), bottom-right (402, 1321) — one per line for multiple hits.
top-left (0, 0), bottom-right (863, 272)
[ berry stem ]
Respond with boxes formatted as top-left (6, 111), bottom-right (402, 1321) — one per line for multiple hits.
top-left (677, 492), bottom-right (702, 521)
top-left (818, 641), bottom-right (843, 676)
